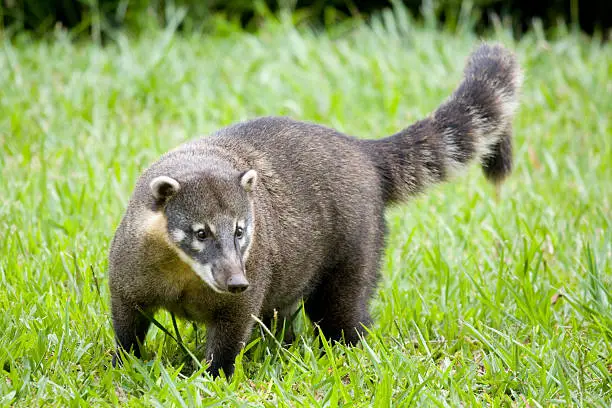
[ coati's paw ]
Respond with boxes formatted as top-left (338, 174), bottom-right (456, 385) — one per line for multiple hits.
top-left (111, 351), bottom-right (122, 368)
top-left (315, 323), bottom-right (367, 346)
top-left (206, 361), bottom-right (235, 379)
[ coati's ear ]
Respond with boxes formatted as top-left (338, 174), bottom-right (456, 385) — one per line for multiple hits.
top-left (240, 170), bottom-right (257, 192)
top-left (150, 176), bottom-right (180, 204)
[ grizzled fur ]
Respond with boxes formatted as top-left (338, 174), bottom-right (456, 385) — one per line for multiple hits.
top-left (109, 44), bottom-right (522, 378)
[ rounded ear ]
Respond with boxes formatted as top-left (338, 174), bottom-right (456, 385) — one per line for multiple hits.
top-left (240, 169), bottom-right (257, 192)
top-left (150, 176), bottom-right (180, 202)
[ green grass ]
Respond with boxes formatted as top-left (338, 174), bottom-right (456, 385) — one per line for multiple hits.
top-left (1, 7), bottom-right (611, 407)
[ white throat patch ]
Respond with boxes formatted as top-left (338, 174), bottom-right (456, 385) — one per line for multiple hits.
top-left (173, 248), bottom-right (222, 293)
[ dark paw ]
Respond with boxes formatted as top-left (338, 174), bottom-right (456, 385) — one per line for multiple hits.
top-left (111, 352), bottom-right (122, 368)
top-left (318, 324), bottom-right (365, 346)
top-left (207, 362), bottom-right (234, 379)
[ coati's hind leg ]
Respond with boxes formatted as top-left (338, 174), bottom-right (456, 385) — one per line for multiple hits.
top-left (305, 210), bottom-right (385, 344)
top-left (304, 236), bottom-right (383, 344)
top-left (305, 269), bottom-right (376, 344)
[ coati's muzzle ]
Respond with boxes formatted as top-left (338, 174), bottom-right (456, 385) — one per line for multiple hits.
top-left (215, 260), bottom-right (249, 294)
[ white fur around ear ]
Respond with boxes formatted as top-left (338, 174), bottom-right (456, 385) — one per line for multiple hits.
top-left (240, 169), bottom-right (257, 192)
top-left (150, 176), bottom-right (180, 201)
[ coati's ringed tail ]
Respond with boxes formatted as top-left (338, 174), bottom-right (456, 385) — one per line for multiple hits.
top-left (365, 43), bottom-right (522, 203)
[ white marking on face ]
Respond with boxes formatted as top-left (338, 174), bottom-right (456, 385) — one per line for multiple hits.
top-left (191, 240), bottom-right (205, 252)
top-left (174, 248), bottom-right (222, 293)
top-left (141, 210), bottom-right (222, 293)
top-left (237, 220), bottom-right (246, 246)
top-left (241, 221), bottom-right (254, 262)
top-left (171, 229), bottom-right (186, 243)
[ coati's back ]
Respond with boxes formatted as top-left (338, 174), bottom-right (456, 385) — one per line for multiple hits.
top-left (109, 43), bottom-right (522, 377)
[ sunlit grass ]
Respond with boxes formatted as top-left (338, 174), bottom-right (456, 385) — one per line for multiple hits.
top-left (0, 6), bottom-right (610, 406)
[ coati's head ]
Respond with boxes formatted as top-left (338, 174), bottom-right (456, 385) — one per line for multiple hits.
top-left (148, 169), bottom-right (257, 294)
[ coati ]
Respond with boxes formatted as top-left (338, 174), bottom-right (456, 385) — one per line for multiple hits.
top-left (109, 43), bottom-right (522, 378)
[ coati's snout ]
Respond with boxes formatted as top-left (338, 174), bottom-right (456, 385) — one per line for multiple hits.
top-left (216, 259), bottom-right (249, 294)
top-left (148, 170), bottom-right (257, 294)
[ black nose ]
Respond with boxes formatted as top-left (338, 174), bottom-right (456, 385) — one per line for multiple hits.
top-left (227, 282), bottom-right (249, 293)
top-left (227, 275), bottom-right (249, 293)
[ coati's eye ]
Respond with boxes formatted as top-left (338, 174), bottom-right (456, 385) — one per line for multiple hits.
top-left (235, 226), bottom-right (244, 239)
top-left (195, 229), bottom-right (208, 241)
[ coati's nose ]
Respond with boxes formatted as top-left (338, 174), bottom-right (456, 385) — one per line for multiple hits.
top-left (227, 274), bottom-right (249, 293)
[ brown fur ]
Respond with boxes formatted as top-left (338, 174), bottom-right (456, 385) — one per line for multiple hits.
top-left (109, 43), bottom-right (522, 377)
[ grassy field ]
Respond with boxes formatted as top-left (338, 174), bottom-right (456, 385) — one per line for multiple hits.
top-left (1, 8), bottom-right (610, 406)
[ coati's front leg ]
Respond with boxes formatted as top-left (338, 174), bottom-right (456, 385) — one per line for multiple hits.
top-left (205, 314), bottom-right (256, 378)
top-left (111, 296), bottom-right (152, 366)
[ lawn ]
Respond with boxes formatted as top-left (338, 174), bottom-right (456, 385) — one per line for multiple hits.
top-left (0, 7), bottom-right (610, 406)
